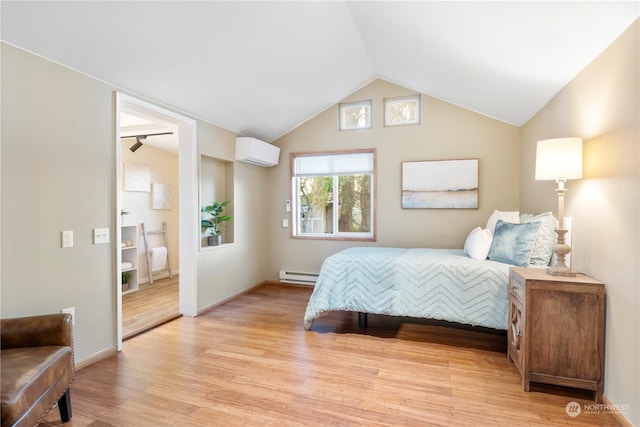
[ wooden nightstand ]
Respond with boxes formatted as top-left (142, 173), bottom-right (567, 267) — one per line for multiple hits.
top-left (507, 267), bottom-right (606, 402)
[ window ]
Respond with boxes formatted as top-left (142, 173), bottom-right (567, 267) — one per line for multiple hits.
top-left (339, 100), bottom-right (372, 130)
top-left (384, 95), bottom-right (420, 126)
top-left (292, 150), bottom-right (375, 240)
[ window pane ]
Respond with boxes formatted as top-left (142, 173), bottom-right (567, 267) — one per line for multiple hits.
top-left (298, 176), bottom-right (333, 234)
top-left (292, 149), bottom-right (375, 240)
top-left (384, 95), bottom-right (420, 126)
top-left (339, 100), bottom-right (372, 130)
top-left (338, 174), bottom-right (371, 233)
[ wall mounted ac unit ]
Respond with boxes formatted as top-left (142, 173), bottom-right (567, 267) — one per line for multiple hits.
top-left (235, 137), bottom-right (280, 167)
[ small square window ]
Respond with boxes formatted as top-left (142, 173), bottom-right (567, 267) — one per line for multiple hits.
top-left (339, 100), bottom-right (372, 131)
top-left (384, 95), bottom-right (420, 127)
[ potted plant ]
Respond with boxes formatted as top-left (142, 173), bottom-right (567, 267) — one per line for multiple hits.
top-left (201, 200), bottom-right (233, 246)
top-left (122, 271), bottom-right (130, 292)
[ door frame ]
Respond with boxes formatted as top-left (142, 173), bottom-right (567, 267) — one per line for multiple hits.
top-left (115, 92), bottom-right (198, 350)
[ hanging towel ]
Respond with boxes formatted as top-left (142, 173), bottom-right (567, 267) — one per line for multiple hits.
top-left (150, 246), bottom-right (167, 272)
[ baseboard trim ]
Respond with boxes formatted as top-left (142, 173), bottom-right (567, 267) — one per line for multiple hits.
top-left (603, 395), bottom-right (633, 427)
top-left (279, 282), bottom-right (314, 287)
top-left (197, 281), bottom-right (266, 316)
top-left (75, 346), bottom-right (118, 371)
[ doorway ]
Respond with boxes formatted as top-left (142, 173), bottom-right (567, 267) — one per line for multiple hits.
top-left (116, 93), bottom-right (198, 350)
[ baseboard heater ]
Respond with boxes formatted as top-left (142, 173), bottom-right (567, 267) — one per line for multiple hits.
top-left (279, 270), bottom-right (319, 285)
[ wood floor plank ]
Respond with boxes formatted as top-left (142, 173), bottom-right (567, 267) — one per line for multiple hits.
top-left (122, 275), bottom-right (179, 339)
top-left (41, 284), bottom-right (622, 426)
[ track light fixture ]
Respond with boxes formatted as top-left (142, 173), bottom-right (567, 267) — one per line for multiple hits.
top-left (120, 131), bottom-right (174, 153)
top-left (130, 136), bottom-right (145, 152)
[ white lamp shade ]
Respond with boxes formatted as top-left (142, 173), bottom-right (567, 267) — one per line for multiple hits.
top-left (535, 137), bottom-right (583, 180)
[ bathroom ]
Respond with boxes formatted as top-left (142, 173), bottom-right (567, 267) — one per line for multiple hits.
top-left (120, 112), bottom-right (180, 338)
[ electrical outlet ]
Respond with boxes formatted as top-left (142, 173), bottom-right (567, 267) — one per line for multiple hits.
top-left (61, 307), bottom-right (75, 325)
top-left (93, 228), bottom-right (109, 244)
top-left (61, 230), bottom-right (73, 248)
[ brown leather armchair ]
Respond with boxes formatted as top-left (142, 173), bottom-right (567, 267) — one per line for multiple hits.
top-left (1, 313), bottom-right (75, 426)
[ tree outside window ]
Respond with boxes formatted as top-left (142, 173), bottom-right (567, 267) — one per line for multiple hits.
top-left (293, 150), bottom-right (375, 240)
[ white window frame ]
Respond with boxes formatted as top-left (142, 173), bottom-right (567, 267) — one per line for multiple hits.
top-left (384, 95), bottom-right (421, 127)
top-left (291, 149), bottom-right (376, 241)
top-left (338, 100), bottom-right (372, 131)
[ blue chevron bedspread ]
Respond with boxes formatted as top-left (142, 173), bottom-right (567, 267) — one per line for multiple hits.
top-left (303, 247), bottom-right (511, 330)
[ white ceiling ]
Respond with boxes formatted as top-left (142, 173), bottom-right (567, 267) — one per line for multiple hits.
top-left (1, 1), bottom-right (638, 143)
top-left (120, 111), bottom-right (179, 154)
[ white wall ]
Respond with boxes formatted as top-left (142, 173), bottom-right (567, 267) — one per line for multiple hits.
top-left (520, 20), bottom-right (639, 425)
top-left (267, 79), bottom-right (520, 276)
top-left (196, 123), bottom-right (271, 310)
top-left (0, 42), bottom-right (270, 363)
top-left (1, 43), bottom-right (118, 360)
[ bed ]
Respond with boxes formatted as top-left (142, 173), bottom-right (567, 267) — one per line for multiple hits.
top-left (303, 247), bottom-right (512, 331)
top-left (303, 211), bottom-right (558, 332)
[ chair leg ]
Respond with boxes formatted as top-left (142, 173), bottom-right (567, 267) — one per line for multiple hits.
top-left (58, 388), bottom-right (72, 422)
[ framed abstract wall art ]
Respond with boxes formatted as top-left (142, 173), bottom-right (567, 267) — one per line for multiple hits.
top-left (151, 183), bottom-right (173, 210)
top-left (402, 159), bottom-right (479, 209)
top-left (124, 161), bottom-right (150, 192)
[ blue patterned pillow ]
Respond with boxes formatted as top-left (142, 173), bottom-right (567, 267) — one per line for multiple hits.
top-left (488, 220), bottom-right (540, 266)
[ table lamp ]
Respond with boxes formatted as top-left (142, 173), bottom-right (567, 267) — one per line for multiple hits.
top-left (535, 137), bottom-right (583, 276)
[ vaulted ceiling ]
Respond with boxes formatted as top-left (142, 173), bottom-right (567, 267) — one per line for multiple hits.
top-left (1, 1), bottom-right (637, 142)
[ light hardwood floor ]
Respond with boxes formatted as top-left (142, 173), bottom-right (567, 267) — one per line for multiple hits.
top-left (122, 275), bottom-right (180, 340)
top-left (43, 284), bottom-right (621, 426)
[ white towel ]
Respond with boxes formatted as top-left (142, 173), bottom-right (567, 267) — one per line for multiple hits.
top-left (150, 246), bottom-right (167, 272)
top-left (121, 262), bottom-right (133, 270)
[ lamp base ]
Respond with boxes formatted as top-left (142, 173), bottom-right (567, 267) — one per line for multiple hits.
top-left (547, 265), bottom-right (577, 277)
top-left (547, 228), bottom-right (577, 277)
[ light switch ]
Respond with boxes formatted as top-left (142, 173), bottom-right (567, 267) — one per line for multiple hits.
top-left (93, 228), bottom-right (109, 244)
top-left (282, 218), bottom-right (289, 228)
top-left (61, 230), bottom-right (73, 248)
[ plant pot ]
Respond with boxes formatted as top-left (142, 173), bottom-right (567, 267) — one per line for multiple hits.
top-left (208, 235), bottom-right (222, 246)
top-left (122, 282), bottom-right (129, 292)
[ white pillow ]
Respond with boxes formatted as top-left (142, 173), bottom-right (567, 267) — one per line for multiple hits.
top-left (520, 213), bottom-right (534, 223)
top-left (521, 212), bottom-right (559, 266)
top-left (486, 209), bottom-right (520, 235)
top-left (464, 227), bottom-right (493, 260)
